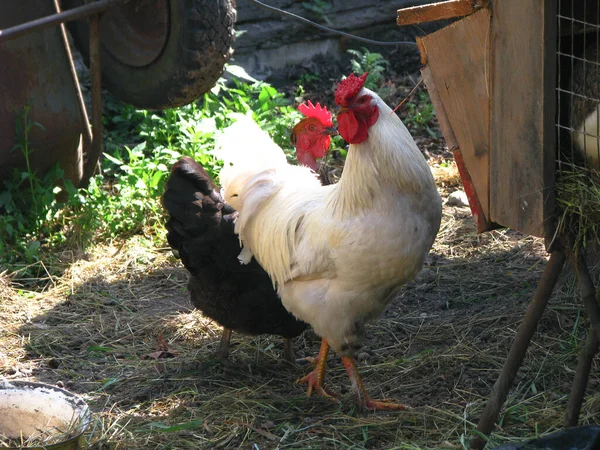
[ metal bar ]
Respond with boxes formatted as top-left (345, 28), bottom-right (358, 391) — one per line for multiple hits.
top-left (564, 325), bottom-right (598, 427)
top-left (471, 251), bottom-right (567, 449)
top-left (0, 0), bottom-right (128, 43)
top-left (80, 13), bottom-right (103, 187)
top-left (53, 0), bottom-right (93, 159)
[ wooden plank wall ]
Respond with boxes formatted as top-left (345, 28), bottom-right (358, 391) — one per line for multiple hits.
top-left (489, 0), bottom-right (557, 238)
top-left (419, 9), bottom-right (492, 228)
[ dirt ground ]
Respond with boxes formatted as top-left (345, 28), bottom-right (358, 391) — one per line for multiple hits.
top-left (2, 59), bottom-right (600, 449)
top-left (2, 165), bottom-right (598, 449)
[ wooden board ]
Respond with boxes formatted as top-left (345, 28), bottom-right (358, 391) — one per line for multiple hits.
top-left (421, 64), bottom-right (491, 233)
top-left (419, 9), bottom-right (492, 228)
top-left (397, 0), bottom-right (478, 26)
top-left (489, 0), bottom-right (556, 238)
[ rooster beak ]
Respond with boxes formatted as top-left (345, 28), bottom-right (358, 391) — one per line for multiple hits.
top-left (325, 127), bottom-right (338, 136)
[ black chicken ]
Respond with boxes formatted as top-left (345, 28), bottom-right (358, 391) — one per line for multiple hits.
top-left (162, 157), bottom-right (308, 361)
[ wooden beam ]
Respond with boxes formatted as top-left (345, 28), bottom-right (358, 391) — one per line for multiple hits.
top-left (489, 0), bottom-right (557, 238)
top-left (397, 0), bottom-right (483, 26)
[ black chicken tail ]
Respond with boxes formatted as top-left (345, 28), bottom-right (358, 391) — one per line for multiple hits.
top-left (162, 157), bottom-right (309, 341)
top-left (162, 156), bottom-right (237, 272)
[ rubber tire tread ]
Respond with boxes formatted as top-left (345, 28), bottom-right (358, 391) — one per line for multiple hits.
top-left (64, 0), bottom-right (236, 109)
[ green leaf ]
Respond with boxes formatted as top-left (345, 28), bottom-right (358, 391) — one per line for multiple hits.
top-left (146, 420), bottom-right (204, 433)
top-left (87, 345), bottom-right (113, 353)
top-left (103, 152), bottom-right (124, 166)
top-left (5, 222), bottom-right (14, 236)
top-left (99, 377), bottom-right (121, 390)
top-left (27, 240), bottom-right (41, 253)
top-left (0, 191), bottom-right (13, 208)
top-left (150, 171), bottom-right (163, 189)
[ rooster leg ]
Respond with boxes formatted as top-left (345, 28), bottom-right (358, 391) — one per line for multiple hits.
top-left (340, 356), bottom-right (411, 411)
top-left (215, 328), bottom-right (233, 361)
top-left (297, 338), bottom-right (337, 399)
top-left (283, 338), bottom-right (295, 363)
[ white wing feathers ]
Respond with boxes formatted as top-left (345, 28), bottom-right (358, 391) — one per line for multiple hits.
top-left (213, 114), bottom-right (324, 285)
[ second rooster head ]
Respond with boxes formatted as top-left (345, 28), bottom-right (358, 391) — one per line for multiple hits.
top-left (291, 101), bottom-right (338, 171)
top-left (335, 73), bottom-right (379, 145)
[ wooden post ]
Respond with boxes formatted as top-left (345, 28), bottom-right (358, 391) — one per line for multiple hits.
top-left (564, 326), bottom-right (598, 427)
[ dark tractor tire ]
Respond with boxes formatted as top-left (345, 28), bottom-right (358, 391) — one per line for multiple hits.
top-left (63, 0), bottom-right (236, 110)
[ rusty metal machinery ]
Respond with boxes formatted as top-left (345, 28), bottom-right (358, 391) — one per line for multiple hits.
top-left (0, 0), bottom-right (236, 188)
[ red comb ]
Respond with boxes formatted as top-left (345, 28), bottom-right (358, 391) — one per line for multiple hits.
top-left (335, 73), bottom-right (368, 106)
top-left (298, 101), bottom-right (333, 127)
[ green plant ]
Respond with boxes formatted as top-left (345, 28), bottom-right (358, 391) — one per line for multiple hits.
top-left (0, 106), bottom-right (67, 268)
top-left (404, 90), bottom-right (437, 137)
top-left (12, 106), bottom-right (45, 211)
top-left (302, 0), bottom-right (332, 25)
top-left (347, 47), bottom-right (390, 91)
top-left (297, 72), bottom-right (320, 87)
top-left (86, 78), bottom-right (304, 240)
top-left (1, 75), bottom-right (312, 276)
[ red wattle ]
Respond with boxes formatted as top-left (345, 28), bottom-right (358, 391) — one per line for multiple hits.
top-left (339, 111), bottom-right (368, 144)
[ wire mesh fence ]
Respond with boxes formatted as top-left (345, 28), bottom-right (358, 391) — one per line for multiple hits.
top-left (557, 0), bottom-right (600, 172)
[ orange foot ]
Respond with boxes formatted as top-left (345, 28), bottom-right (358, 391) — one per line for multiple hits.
top-left (363, 398), bottom-right (411, 411)
top-left (341, 356), bottom-right (411, 412)
top-left (297, 367), bottom-right (337, 399)
top-left (296, 338), bottom-right (338, 400)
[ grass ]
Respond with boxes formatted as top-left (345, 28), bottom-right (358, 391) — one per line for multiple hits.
top-left (1, 67), bottom-right (597, 449)
top-left (555, 162), bottom-right (600, 254)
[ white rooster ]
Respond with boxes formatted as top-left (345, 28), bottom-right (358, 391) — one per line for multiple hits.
top-left (217, 74), bottom-right (442, 410)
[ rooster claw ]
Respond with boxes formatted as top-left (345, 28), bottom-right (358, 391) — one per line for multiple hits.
top-left (295, 356), bottom-right (318, 366)
top-left (362, 398), bottom-right (412, 411)
top-left (296, 374), bottom-right (339, 401)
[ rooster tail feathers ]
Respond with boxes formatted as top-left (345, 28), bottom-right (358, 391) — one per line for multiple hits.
top-left (214, 113), bottom-right (287, 167)
top-left (162, 157), bottom-right (231, 249)
top-left (165, 156), bottom-right (216, 197)
top-left (215, 114), bottom-right (288, 188)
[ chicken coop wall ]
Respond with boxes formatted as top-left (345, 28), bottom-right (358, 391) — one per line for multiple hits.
top-left (487, 0), bottom-right (557, 240)
top-left (416, 1), bottom-right (557, 239)
top-left (557, 0), bottom-right (600, 172)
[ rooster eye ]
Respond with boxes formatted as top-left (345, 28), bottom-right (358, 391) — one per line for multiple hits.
top-left (309, 124), bottom-right (316, 131)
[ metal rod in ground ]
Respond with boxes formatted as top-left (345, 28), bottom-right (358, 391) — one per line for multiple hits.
top-left (470, 251), bottom-right (566, 449)
top-left (53, 0), bottom-right (93, 160)
top-left (80, 13), bottom-right (103, 187)
top-left (564, 324), bottom-right (599, 427)
top-left (0, 0), bottom-right (128, 43)
top-left (572, 250), bottom-right (600, 343)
